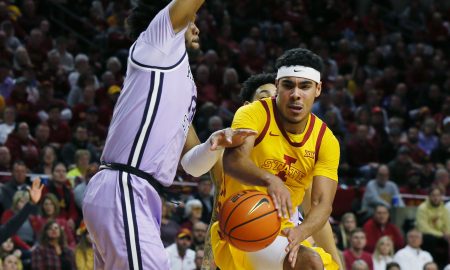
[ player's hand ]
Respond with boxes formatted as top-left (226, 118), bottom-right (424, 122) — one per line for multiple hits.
top-left (209, 128), bottom-right (257, 151)
top-left (282, 226), bottom-right (307, 268)
top-left (28, 177), bottom-right (44, 205)
top-left (267, 177), bottom-right (293, 219)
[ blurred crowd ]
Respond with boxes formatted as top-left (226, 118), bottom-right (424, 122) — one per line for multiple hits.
top-left (0, 0), bottom-right (447, 269)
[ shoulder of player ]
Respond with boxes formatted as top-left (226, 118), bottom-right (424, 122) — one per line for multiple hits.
top-left (311, 115), bottom-right (337, 141)
top-left (235, 98), bottom-right (269, 115)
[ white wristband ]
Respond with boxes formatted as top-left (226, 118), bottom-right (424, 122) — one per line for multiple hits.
top-left (181, 139), bottom-right (224, 177)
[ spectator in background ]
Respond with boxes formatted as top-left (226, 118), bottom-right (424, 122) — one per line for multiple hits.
top-left (73, 163), bottom-right (98, 211)
top-left (31, 220), bottom-right (76, 270)
top-left (0, 61), bottom-right (14, 99)
top-left (75, 221), bottom-right (93, 270)
top-left (160, 198), bottom-right (180, 248)
top-left (343, 228), bottom-right (373, 270)
top-left (416, 187), bottom-right (450, 269)
top-left (0, 146), bottom-right (11, 183)
top-left (0, 178), bottom-right (42, 245)
top-left (399, 169), bottom-right (427, 206)
top-left (194, 248), bottom-right (205, 270)
top-left (66, 149), bottom-right (90, 187)
top-left (0, 106), bottom-right (16, 144)
top-left (181, 199), bottom-right (203, 232)
top-left (385, 262), bottom-right (401, 270)
top-left (190, 175), bottom-right (214, 224)
top-left (165, 228), bottom-right (196, 270)
top-left (67, 54), bottom-right (91, 91)
top-left (198, 115), bottom-right (223, 143)
top-left (351, 259), bottom-right (369, 270)
top-left (0, 161), bottom-right (28, 215)
top-left (394, 228), bottom-right (433, 270)
top-left (388, 146), bottom-right (421, 186)
top-left (61, 124), bottom-right (98, 166)
top-left (33, 123), bottom-right (50, 150)
top-left (7, 78), bottom-right (38, 125)
top-left (41, 163), bottom-right (78, 229)
top-left (431, 132), bottom-right (450, 166)
top-left (432, 168), bottom-right (450, 195)
top-left (46, 104), bottom-right (71, 150)
top-left (404, 127), bottom-right (428, 164)
top-left (35, 145), bottom-right (56, 175)
top-left (418, 118), bottom-right (439, 156)
top-left (2, 253), bottom-right (21, 270)
top-left (1, 190), bottom-right (37, 249)
top-left (363, 204), bottom-right (403, 253)
top-left (423, 262), bottom-right (439, 270)
top-left (191, 221), bottom-right (207, 251)
top-left (312, 90), bottom-right (345, 133)
top-left (83, 106), bottom-right (107, 149)
top-left (12, 47), bottom-right (33, 76)
top-left (361, 165), bottom-right (404, 220)
top-left (34, 193), bottom-right (75, 249)
top-left (372, 236), bottom-right (394, 270)
top-left (48, 37), bottom-right (74, 73)
top-left (4, 122), bottom-right (39, 170)
top-left (70, 84), bottom-right (96, 127)
top-left (336, 212), bottom-right (358, 251)
top-left (346, 124), bottom-right (379, 180)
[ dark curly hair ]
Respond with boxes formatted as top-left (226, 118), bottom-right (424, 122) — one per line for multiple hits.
top-left (126, 0), bottom-right (170, 41)
top-left (275, 48), bottom-right (324, 74)
top-left (239, 73), bottom-right (276, 103)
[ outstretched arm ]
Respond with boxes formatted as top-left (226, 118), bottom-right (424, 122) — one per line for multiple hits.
top-left (181, 126), bottom-right (256, 177)
top-left (169, 0), bottom-right (205, 33)
top-left (0, 178), bottom-right (42, 243)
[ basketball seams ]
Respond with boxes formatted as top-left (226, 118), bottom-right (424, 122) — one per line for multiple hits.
top-left (221, 192), bottom-right (264, 234)
top-left (228, 210), bottom-right (279, 241)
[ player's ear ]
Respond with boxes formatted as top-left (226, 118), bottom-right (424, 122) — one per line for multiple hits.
top-left (244, 101), bottom-right (250, 105)
top-left (315, 82), bottom-right (322, 98)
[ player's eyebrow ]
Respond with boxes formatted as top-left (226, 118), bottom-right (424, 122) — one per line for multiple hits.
top-left (280, 78), bottom-right (314, 88)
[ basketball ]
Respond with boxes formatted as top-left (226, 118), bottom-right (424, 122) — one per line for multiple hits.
top-left (218, 190), bottom-right (281, 252)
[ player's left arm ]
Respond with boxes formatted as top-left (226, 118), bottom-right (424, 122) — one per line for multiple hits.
top-left (284, 176), bottom-right (337, 267)
top-left (283, 130), bottom-right (340, 267)
top-left (302, 188), bottom-right (343, 270)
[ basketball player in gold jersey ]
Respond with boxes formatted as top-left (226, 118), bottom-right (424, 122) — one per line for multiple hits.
top-left (201, 73), bottom-right (342, 270)
top-left (210, 48), bottom-right (340, 270)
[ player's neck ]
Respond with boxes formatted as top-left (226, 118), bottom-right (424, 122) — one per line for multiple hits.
top-left (283, 115), bottom-right (309, 134)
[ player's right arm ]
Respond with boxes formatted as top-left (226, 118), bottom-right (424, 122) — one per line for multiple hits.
top-left (223, 138), bottom-right (293, 218)
top-left (223, 101), bottom-right (293, 218)
top-left (169, 0), bottom-right (205, 33)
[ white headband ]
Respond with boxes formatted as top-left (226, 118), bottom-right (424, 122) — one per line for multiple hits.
top-left (276, 65), bottom-right (321, 83)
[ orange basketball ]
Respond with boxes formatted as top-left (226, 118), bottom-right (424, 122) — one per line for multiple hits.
top-left (218, 190), bottom-right (281, 252)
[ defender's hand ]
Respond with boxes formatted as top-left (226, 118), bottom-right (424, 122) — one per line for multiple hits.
top-left (209, 128), bottom-right (257, 150)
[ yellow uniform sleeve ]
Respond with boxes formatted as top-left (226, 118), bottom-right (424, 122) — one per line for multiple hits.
top-left (312, 129), bottom-right (340, 181)
top-left (231, 100), bottom-right (267, 132)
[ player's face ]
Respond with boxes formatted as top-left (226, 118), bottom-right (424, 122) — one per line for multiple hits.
top-left (185, 18), bottom-right (200, 50)
top-left (252, 83), bottom-right (276, 102)
top-left (275, 77), bottom-right (321, 133)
